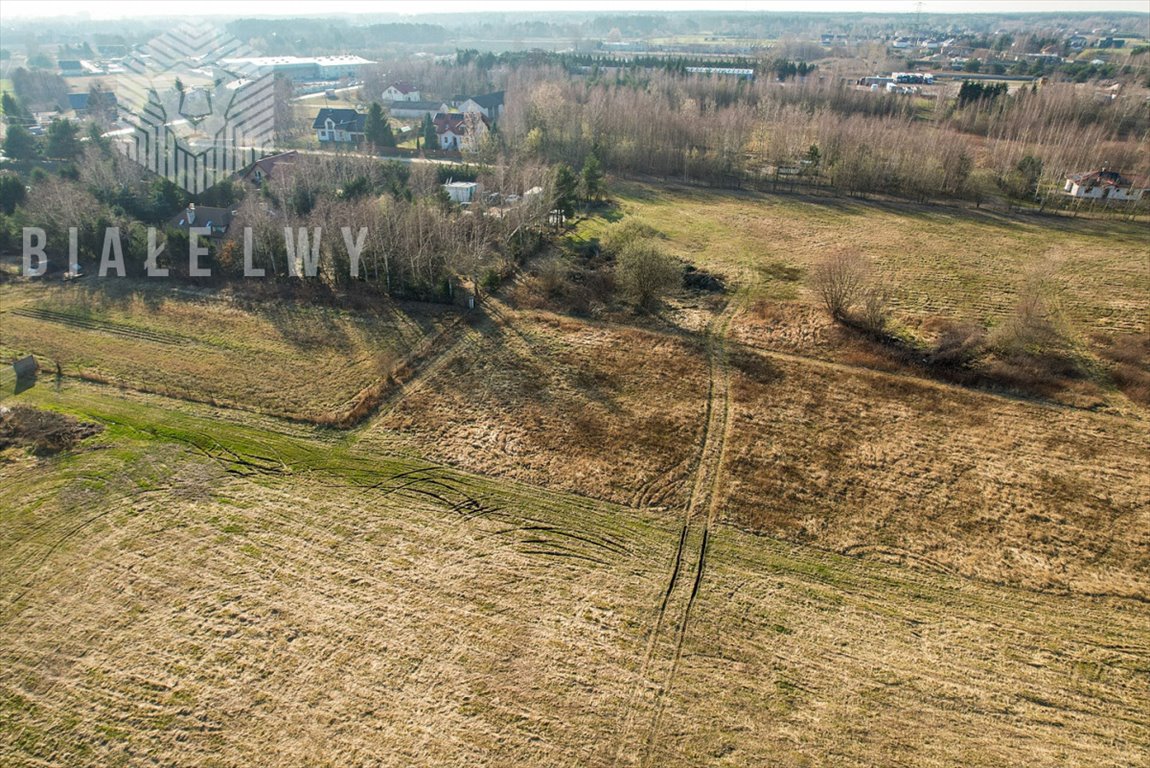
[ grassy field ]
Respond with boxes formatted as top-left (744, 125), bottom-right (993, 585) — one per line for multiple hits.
top-left (2, 381), bottom-right (1147, 766)
top-left (580, 181), bottom-right (1149, 337)
top-left (2, 181), bottom-right (1148, 765)
top-left (0, 279), bottom-right (455, 423)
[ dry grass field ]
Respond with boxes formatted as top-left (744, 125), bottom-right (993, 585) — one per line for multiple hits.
top-left (576, 182), bottom-right (1149, 411)
top-left (2, 382), bottom-right (1147, 767)
top-left (2, 181), bottom-right (1148, 766)
top-left (360, 304), bottom-right (710, 511)
top-left (0, 279), bottom-right (454, 423)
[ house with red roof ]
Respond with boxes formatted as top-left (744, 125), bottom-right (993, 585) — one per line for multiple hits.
top-left (433, 111), bottom-right (489, 152)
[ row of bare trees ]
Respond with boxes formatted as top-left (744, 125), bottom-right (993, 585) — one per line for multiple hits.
top-left (5, 146), bottom-right (556, 300)
top-left (224, 154), bottom-right (553, 299)
top-left (493, 64), bottom-right (1149, 203)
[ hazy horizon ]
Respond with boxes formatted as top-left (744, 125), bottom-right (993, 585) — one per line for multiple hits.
top-left (1, 0), bottom-right (1147, 20)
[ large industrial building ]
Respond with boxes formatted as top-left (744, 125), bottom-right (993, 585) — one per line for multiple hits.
top-left (218, 55), bottom-right (375, 82)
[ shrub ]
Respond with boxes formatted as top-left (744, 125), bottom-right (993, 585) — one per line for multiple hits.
top-left (601, 220), bottom-right (660, 257)
top-left (614, 241), bottom-right (681, 310)
top-left (927, 320), bottom-right (988, 368)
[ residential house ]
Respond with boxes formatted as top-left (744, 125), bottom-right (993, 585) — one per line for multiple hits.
top-left (313, 108), bottom-right (366, 143)
top-left (382, 81), bottom-right (420, 102)
top-left (65, 91), bottom-right (117, 117)
top-left (170, 203), bottom-right (234, 238)
top-left (388, 100), bottom-right (452, 120)
top-left (433, 111), bottom-right (489, 152)
top-left (1063, 169), bottom-right (1148, 201)
top-left (238, 151), bottom-right (298, 186)
top-left (454, 91), bottom-right (504, 122)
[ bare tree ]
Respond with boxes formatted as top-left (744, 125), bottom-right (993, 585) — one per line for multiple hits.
top-left (811, 249), bottom-right (870, 321)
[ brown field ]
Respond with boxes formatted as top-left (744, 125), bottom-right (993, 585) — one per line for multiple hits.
top-left (2, 382), bottom-right (1148, 767)
top-left (0, 279), bottom-right (454, 423)
top-left (361, 305), bottom-right (710, 511)
top-left (2, 181), bottom-right (1149, 765)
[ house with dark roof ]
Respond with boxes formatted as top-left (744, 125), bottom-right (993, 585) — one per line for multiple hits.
top-left (433, 112), bottom-right (489, 152)
top-left (58, 59), bottom-right (84, 76)
top-left (1063, 169), bottom-right (1148, 201)
top-left (454, 91), bottom-right (505, 121)
top-left (382, 81), bottom-right (420, 102)
top-left (66, 91), bottom-right (117, 116)
top-left (238, 151), bottom-right (298, 187)
top-left (169, 203), bottom-right (234, 238)
top-left (313, 108), bottom-right (366, 143)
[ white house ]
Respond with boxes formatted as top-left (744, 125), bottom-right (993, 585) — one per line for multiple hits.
top-left (433, 112), bottom-right (489, 152)
top-left (454, 91), bottom-right (505, 122)
top-left (312, 108), bottom-right (366, 143)
top-left (1063, 169), bottom-right (1148, 201)
top-left (382, 81), bottom-right (420, 102)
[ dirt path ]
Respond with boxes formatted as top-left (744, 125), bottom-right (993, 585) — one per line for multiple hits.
top-left (611, 296), bottom-right (739, 767)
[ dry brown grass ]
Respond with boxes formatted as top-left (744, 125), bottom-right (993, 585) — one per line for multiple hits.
top-left (2, 181), bottom-right (1148, 765)
top-left (360, 301), bottom-right (710, 511)
top-left (1, 382), bottom-right (1147, 767)
top-left (718, 345), bottom-right (1150, 598)
top-left (0, 280), bottom-right (454, 423)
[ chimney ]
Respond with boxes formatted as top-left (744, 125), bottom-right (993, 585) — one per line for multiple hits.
top-left (187, 203), bottom-right (196, 225)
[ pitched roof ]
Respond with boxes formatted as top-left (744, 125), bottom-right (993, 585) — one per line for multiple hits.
top-left (66, 92), bottom-right (117, 110)
top-left (240, 151), bottom-right (298, 181)
top-left (465, 91), bottom-right (504, 110)
top-left (433, 111), bottom-right (489, 135)
top-left (389, 100), bottom-right (449, 111)
top-left (1066, 169), bottom-right (1148, 188)
top-left (312, 108), bottom-right (366, 131)
top-left (386, 81), bottom-right (418, 94)
top-left (169, 204), bottom-right (234, 233)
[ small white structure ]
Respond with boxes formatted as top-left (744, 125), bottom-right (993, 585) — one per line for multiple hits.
top-left (1064, 169), bottom-right (1147, 201)
top-left (685, 66), bottom-right (755, 80)
top-left (443, 181), bottom-right (479, 204)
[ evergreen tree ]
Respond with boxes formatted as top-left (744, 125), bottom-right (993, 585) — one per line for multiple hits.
top-left (0, 173), bottom-right (26, 215)
top-left (364, 102), bottom-right (395, 150)
top-left (581, 153), bottom-right (604, 203)
top-left (46, 118), bottom-right (82, 160)
top-left (553, 163), bottom-right (579, 218)
top-left (3, 124), bottom-right (38, 160)
top-left (421, 113), bottom-right (438, 150)
top-left (2, 91), bottom-right (29, 122)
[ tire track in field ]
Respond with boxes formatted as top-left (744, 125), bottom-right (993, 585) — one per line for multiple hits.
top-left (612, 298), bottom-right (738, 767)
top-left (10, 307), bottom-right (194, 346)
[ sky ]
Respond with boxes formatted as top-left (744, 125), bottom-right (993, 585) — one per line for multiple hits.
top-left (1, 0), bottom-right (1147, 19)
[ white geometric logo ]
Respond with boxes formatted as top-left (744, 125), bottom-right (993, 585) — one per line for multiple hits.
top-left (116, 23), bottom-right (276, 193)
